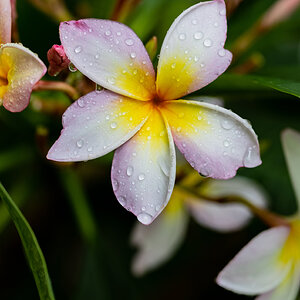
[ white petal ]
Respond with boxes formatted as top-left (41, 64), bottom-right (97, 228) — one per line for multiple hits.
top-left (131, 189), bottom-right (188, 275)
top-left (111, 109), bottom-right (176, 224)
top-left (47, 90), bottom-right (151, 161)
top-left (281, 129), bottom-right (300, 210)
top-left (186, 176), bottom-right (268, 232)
top-left (217, 226), bottom-right (292, 295)
top-left (256, 263), bottom-right (300, 300)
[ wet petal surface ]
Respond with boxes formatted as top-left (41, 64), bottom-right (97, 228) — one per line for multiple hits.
top-left (60, 19), bottom-right (156, 101)
top-left (156, 0), bottom-right (231, 100)
top-left (111, 109), bottom-right (176, 224)
top-left (47, 90), bottom-right (152, 161)
top-left (161, 100), bottom-right (261, 179)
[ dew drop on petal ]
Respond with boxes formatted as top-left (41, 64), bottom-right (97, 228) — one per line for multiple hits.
top-left (138, 173), bottom-right (145, 181)
top-left (218, 49), bottom-right (226, 57)
top-left (194, 31), bottom-right (203, 40)
top-left (203, 39), bottom-right (212, 47)
top-left (119, 196), bottom-right (126, 206)
top-left (178, 33), bottom-right (186, 40)
top-left (130, 52), bottom-right (136, 59)
top-left (74, 46), bottom-right (82, 54)
top-left (221, 119), bottom-right (234, 130)
top-left (77, 98), bottom-right (85, 107)
top-left (76, 139), bottom-right (84, 148)
top-left (223, 139), bottom-right (230, 147)
top-left (220, 9), bottom-right (226, 16)
top-left (105, 30), bottom-right (111, 36)
top-left (191, 19), bottom-right (198, 25)
top-left (110, 122), bottom-right (117, 129)
top-left (137, 213), bottom-right (152, 225)
top-left (125, 38), bottom-right (134, 46)
top-left (126, 166), bottom-right (134, 176)
top-left (243, 146), bottom-right (257, 167)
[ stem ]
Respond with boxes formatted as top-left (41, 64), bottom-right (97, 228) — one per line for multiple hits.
top-left (177, 185), bottom-right (290, 228)
top-left (33, 80), bottom-right (79, 100)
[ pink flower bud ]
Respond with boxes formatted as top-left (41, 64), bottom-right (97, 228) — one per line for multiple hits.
top-left (47, 44), bottom-right (70, 76)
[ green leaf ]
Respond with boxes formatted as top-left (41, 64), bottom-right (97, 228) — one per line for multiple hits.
top-left (0, 182), bottom-right (55, 300)
top-left (202, 73), bottom-right (300, 98)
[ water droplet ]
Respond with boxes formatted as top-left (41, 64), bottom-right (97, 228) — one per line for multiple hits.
top-left (178, 33), bottom-right (186, 40)
top-left (138, 173), bottom-right (145, 181)
top-left (112, 179), bottom-right (119, 191)
top-left (105, 30), bottom-right (111, 36)
top-left (191, 19), bottom-right (198, 25)
top-left (218, 49), bottom-right (226, 57)
top-left (194, 56), bottom-right (199, 62)
top-left (200, 63), bottom-right (205, 68)
top-left (116, 31), bottom-right (121, 36)
top-left (133, 69), bottom-right (138, 75)
top-left (119, 196), bottom-right (126, 206)
top-left (95, 54), bottom-right (99, 59)
top-left (203, 39), bottom-right (212, 47)
top-left (137, 213), bottom-right (152, 225)
top-left (171, 63), bottom-right (176, 69)
top-left (223, 139), bottom-right (230, 147)
top-left (68, 63), bottom-right (77, 72)
top-left (74, 46), bottom-right (82, 54)
top-left (220, 9), bottom-right (226, 16)
top-left (87, 146), bottom-right (93, 152)
top-left (77, 98), bottom-right (85, 107)
top-left (110, 122), bottom-right (117, 129)
top-left (214, 22), bottom-right (219, 27)
top-left (125, 38), bottom-right (134, 46)
top-left (194, 31), bottom-right (203, 40)
top-left (130, 52), bottom-right (136, 59)
top-left (221, 119), bottom-right (234, 130)
top-left (105, 115), bottom-right (110, 120)
top-left (95, 84), bottom-right (102, 93)
top-left (107, 77), bottom-right (115, 84)
top-left (88, 28), bottom-right (92, 33)
top-left (126, 166), bottom-right (134, 176)
top-left (76, 139), bottom-right (84, 148)
top-left (243, 146), bottom-right (256, 167)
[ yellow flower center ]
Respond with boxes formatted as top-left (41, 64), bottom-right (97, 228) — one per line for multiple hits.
top-left (0, 52), bottom-right (10, 101)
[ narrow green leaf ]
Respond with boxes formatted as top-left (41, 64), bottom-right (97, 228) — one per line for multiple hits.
top-left (0, 182), bottom-right (55, 300)
top-left (202, 73), bottom-right (300, 98)
top-left (249, 75), bottom-right (300, 98)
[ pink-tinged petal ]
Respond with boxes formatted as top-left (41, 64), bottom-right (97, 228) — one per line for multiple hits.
top-left (281, 129), bottom-right (300, 209)
top-left (0, 0), bottom-right (11, 44)
top-left (256, 263), bottom-right (300, 300)
top-left (60, 19), bottom-right (156, 101)
top-left (111, 109), bottom-right (176, 225)
top-left (161, 100), bottom-right (261, 179)
top-left (0, 43), bottom-right (46, 112)
top-left (131, 189), bottom-right (188, 275)
top-left (185, 176), bottom-right (267, 232)
top-left (217, 226), bottom-right (291, 295)
top-left (47, 90), bottom-right (152, 161)
top-left (156, 0), bottom-right (232, 100)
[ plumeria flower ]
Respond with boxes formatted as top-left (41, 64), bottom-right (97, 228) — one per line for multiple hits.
top-left (47, 0), bottom-right (261, 224)
top-left (131, 173), bottom-right (267, 275)
top-left (0, 0), bottom-right (46, 112)
top-left (217, 128), bottom-right (300, 300)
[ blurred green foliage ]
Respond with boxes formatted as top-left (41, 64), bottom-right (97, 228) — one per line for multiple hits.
top-left (1, 0), bottom-right (300, 299)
